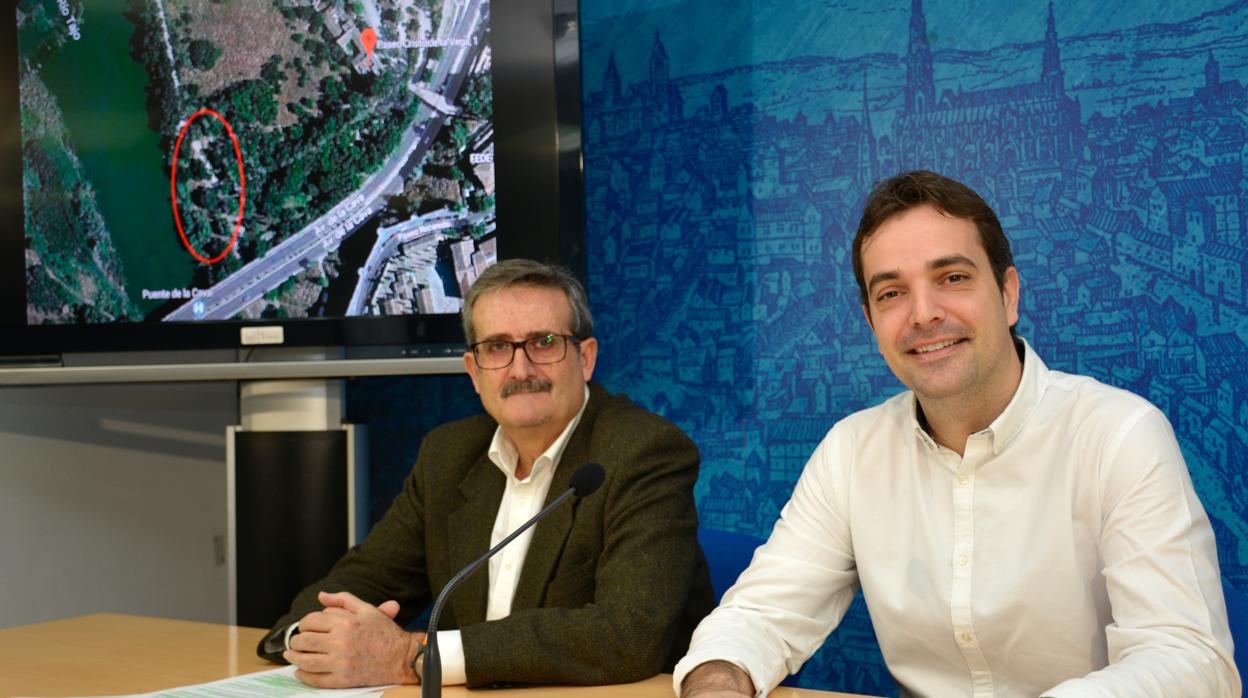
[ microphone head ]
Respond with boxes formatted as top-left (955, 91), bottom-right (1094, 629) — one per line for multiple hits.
top-left (570, 462), bottom-right (605, 498)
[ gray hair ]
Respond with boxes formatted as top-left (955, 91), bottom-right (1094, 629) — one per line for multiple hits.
top-left (461, 259), bottom-right (594, 345)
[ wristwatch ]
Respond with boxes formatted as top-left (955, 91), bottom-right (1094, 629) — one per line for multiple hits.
top-left (410, 636), bottom-right (426, 685)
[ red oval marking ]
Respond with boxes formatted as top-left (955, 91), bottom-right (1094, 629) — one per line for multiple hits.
top-left (169, 108), bottom-right (246, 265)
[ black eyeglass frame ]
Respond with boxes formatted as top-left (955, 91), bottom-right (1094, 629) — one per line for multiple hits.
top-left (469, 333), bottom-right (584, 369)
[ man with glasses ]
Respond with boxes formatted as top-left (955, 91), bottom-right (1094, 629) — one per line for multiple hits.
top-left (260, 259), bottom-right (714, 690)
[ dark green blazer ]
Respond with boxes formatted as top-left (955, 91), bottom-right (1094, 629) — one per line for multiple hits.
top-left (260, 382), bottom-right (714, 687)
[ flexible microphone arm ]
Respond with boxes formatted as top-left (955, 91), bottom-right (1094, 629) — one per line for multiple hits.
top-left (420, 462), bottom-right (605, 698)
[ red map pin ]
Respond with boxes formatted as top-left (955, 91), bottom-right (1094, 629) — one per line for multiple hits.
top-left (361, 27), bottom-right (377, 66)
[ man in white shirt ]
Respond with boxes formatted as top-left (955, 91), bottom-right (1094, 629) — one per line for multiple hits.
top-left (675, 171), bottom-right (1239, 697)
top-left (260, 259), bottom-right (714, 689)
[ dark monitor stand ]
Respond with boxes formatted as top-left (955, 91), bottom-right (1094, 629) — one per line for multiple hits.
top-left (225, 353), bottom-right (462, 628)
top-left (226, 374), bottom-right (368, 630)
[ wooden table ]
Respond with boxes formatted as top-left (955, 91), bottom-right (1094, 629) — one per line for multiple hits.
top-left (0, 614), bottom-right (867, 697)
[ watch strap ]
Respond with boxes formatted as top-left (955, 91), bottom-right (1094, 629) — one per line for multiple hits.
top-left (409, 635), bottom-right (426, 685)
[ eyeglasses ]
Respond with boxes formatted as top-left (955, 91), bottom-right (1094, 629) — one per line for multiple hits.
top-left (470, 334), bottom-right (582, 370)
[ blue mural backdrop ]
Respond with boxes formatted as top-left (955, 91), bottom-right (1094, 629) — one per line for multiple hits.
top-left (575, 0), bottom-right (1248, 694)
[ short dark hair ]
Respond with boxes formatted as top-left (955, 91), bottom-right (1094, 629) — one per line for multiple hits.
top-left (462, 259), bottom-right (593, 345)
top-left (852, 170), bottom-right (1015, 309)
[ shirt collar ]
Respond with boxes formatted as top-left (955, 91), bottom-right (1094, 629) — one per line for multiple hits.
top-left (487, 384), bottom-right (591, 482)
top-left (985, 337), bottom-right (1047, 455)
top-left (910, 337), bottom-right (1048, 455)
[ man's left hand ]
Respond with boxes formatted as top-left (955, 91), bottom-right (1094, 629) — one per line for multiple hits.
top-left (284, 590), bottom-right (423, 688)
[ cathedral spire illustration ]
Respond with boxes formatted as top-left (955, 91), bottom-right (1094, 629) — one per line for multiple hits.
top-left (1041, 1), bottom-right (1064, 91)
top-left (858, 72), bottom-right (878, 186)
top-left (1205, 50), bottom-right (1221, 89)
top-left (905, 0), bottom-right (936, 113)
top-left (602, 53), bottom-right (621, 108)
top-left (650, 30), bottom-right (670, 96)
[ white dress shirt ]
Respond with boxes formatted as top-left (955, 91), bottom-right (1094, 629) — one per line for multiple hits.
top-left (435, 385), bottom-right (589, 685)
top-left (675, 339), bottom-right (1238, 697)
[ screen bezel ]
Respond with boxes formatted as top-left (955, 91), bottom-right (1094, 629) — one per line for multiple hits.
top-left (0, 0), bottom-right (583, 360)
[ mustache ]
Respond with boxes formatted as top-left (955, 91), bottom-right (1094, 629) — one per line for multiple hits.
top-left (501, 378), bottom-right (553, 397)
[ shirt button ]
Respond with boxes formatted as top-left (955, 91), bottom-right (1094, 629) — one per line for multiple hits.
top-left (505, 563), bottom-right (513, 571)
top-left (961, 632), bottom-right (974, 643)
top-left (958, 555), bottom-right (969, 566)
top-left (957, 474), bottom-right (970, 486)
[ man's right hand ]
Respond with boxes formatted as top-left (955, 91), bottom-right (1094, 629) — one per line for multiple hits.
top-left (284, 591), bottom-right (422, 688)
top-left (680, 660), bottom-right (756, 698)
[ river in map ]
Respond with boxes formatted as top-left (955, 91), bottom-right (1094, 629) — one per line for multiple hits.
top-left (36, 2), bottom-right (195, 316)
top-left (313, 216), bottom-right (380, 317)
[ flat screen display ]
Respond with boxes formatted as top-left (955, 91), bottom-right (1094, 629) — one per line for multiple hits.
top-left (0, 0), bottom-right (581, 357)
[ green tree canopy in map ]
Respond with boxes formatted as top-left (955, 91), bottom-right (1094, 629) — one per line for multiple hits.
top-left (188, 39), bottom-right (221, 71)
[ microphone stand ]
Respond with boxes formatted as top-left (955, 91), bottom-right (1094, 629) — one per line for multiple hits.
top-left (420, 486), bottom-right (581, 698)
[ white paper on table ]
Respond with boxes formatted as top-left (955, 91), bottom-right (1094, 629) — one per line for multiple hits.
top-left (16, 665), bottom-right (391, 698)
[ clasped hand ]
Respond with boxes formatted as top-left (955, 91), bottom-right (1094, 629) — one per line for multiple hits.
top-left (285, 590), bottom-right (423, 688)
top-left (680, 661), bottom-right (756, 698)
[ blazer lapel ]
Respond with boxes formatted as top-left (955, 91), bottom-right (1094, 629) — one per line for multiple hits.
top-left (445, 455), bottom-right (504, 629)
top-left (511, 388), bottom-right (603, 610)
top-left (511, 453), bottom-right (578, 610)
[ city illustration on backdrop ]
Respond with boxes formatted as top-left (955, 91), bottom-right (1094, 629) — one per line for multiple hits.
top-left (582, 1), bottom-right (1248, 692)
top-left (19, 0), bottom-right (497, 325)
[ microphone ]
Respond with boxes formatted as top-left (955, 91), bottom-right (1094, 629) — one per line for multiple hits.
top-left (420, 462), bottom-right (605, 697)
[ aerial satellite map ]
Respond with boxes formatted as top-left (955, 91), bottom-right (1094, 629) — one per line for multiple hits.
top-left (18, 0), bottom-right (496, 324)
